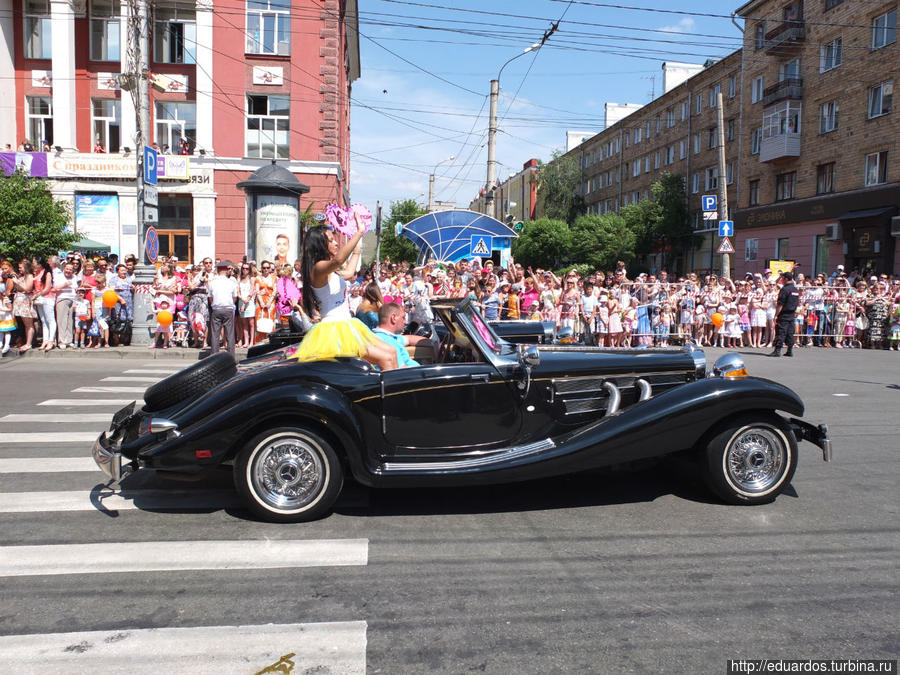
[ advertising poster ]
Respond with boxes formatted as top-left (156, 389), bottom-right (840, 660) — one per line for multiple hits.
top-left (0, 152), bottom-right (48, 177)
top-left (766, 259), bottom-right (795, 282)
top-left (75, 194), bottom-right (120, 256)
top-left (255, 195), bottom-right (299, 267)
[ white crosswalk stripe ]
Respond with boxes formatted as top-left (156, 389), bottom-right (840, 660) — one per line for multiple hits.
top-left (0, 621), bottom-right (367, 674)
top-left (38, 399), bottom-right (139, 406)
top-left (123, 369), bottom-right (180, 374)
top-left (71, 386), bottom-right (147, 393)
top-left (1, 413), bottom-right (112, 423)
top-left (100, 376), bottom-right (162, 382)
top-left (0, 489), bottom-right (239, 512)
top-left (0, 458), bottom-right (100, 473)
top-left (0, 432), bottom-right (98, 443)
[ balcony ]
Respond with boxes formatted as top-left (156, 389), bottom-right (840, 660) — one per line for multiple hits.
top-left (760, 133), bottom-right (801, 162)
top-left (762, 78), bottom-right (803, 106)
top-left (764, 20), bottom-right (805, 53)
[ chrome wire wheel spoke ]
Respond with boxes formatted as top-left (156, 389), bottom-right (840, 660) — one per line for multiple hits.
top-left (252, 437), bottom-right (326, 510)
top-left (725, 427), bottom-right (786, 493)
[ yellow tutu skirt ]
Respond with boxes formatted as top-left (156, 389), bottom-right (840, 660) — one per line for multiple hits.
top-left (291, 318), bottom-right (380, 362)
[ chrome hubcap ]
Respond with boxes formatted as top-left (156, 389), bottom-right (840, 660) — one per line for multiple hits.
top-left (252, 437), bottom-right (325, 510)
top-left (726, 427), bottom-right (786, 493)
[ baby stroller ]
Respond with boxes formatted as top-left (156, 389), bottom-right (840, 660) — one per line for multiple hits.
top-left (171, 310), bottom-right (191, 348)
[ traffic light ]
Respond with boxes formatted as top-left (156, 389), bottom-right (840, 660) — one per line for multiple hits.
top-left (513, 221), bottom-right (524, 232)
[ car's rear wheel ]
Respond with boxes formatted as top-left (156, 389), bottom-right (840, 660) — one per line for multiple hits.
top-left (703, 413), bottom-right (797, 505)
top-left (234, 426), bottom-right (343, 522)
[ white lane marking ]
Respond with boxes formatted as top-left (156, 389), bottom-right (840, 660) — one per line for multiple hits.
top-left (140, 362), bottom-right (190, 367)
top-left (0, 432), bottom-right (98, 444)
top-left (38, 399), bottom-right (140, 407)
top-left (0, 621), bottom-right (367, 674)
top-left (100, 376), bottom-right (162, 383)
top-left (123, 369), bottom-right (180, 374)
top-left (832, 393), bottom-right (849, 397)
top-left (0, 458), bottom-right (100, 473)
top-left (1, 414), bottom-right (112, 423)
top-left (0, 489), bottom-right (240, 513)
top-left (0, 539), bottom-right (369, 576)
top-left (72, 387), bottom-right (147, 393)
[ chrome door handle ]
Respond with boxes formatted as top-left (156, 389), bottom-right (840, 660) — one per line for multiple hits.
top-left (470, 373), bottom-right (490, 383)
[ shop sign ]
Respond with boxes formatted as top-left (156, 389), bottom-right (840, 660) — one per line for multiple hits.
top-left (158, 155), bottom-right (190, 180)
top-left (49, 155), bottom-right (137, 178)
top-left (75, 194), bottom-right (120, 256)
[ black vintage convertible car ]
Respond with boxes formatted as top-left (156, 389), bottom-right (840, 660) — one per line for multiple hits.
top-left (93, 298), bottom-right (831, 522)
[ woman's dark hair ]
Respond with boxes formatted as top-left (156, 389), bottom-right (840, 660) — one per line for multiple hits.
top-left (20, 260), bottom-right (34, 276)
top-left (363, 281), bottom-right (383, 306)
top-left (35, 257), bottom-right (51, 282)
top-left (300, 226), bottom-right (331, 317)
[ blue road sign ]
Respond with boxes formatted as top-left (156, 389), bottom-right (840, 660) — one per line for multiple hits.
top-left (143, 145), bottom-right (158, 185)
top-left (145, 226), bottom-right (159, 263)
top-left (470, 235), bottom-right (492, 257)
top-left (702, 194), bottom-right (717, 212)
top-left (718, 220), bottom-right (734, 237)
top-left (492, 237), bottom-right (510, 249)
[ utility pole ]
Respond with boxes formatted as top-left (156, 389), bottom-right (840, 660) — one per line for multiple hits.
top-left (374, 201), bottom-right (382, 277)
top-left (716, 91), bottom-right (731, 280)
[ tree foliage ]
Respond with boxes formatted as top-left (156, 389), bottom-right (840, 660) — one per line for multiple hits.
top-left (649, 172), bottom-right (697, 266)
top-left (570, 213), bottom-right (638, 271)
top-left (511, 218), bottom-right (572, 270)
top-left (535, 152), bottom-right (585, 224)
top-left (0, 171), bottom-right (74, 260)
top-left (379, 199), bottom-right (424, 264)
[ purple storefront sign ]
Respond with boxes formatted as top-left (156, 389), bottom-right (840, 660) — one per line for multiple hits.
top-left (157, 155), bottom-right (189, 180)
top-left (0, 152), bottom-right (48, 177)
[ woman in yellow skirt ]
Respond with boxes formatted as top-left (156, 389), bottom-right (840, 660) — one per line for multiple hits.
top-left (292, 214), bottom-right (398, 370)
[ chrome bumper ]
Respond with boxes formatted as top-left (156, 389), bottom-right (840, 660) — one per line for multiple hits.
top-left (92, 432), bottom-right (124, 482)
top-left (788, 418), bottom-right (832, 462)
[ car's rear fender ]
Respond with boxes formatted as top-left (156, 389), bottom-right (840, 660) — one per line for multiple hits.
top-left (137, 383), bottom-right (366, 476)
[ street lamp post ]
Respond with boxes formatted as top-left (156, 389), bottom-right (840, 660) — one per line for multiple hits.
top-left (428, 155), bottom-right (455, 212)
top-left (486, 43), bottom-right (540, 218)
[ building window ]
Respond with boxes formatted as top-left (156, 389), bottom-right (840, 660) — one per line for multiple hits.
top-left (728, 76), bottom-right (737, 99)
top-left (763, 101), bottom-right (801, 139)
top-left (246, 0), bottom-right (291, 55)
top-left (681, 101), bottom-right (689, 121)
top-left (693, 133), bottom-right (701, 154)
top-left (871, 9), bottom-right (897, 50)
top-left (624, 133), bottom-right (630, 149)
top-left (816, 163), bottom-right (835, 194)
top-left (656, 117), bottom-right (661, 133)
top-left (91, 98), bottom-right (120, 153)
top-left (778, 58), bottom-right (801, 81)
top-left (745, 238), bottom-right (759, 262)
top-left (24, 0), bottom-right (52, 59)
top-left (695, 94), bottom-right (702, 114)
top-left (727, 118), bottom-right (735, 141)
top-left (776, 238), bottom-right (790, 259)
top-left (691, 173), bottom-right (700, 194)
top-left (246, 94), bottom-right (289, 159)
top-left (646, 120), bottom-right (652, 138)
top-left (708, 126), bottom-right (718, 149)
top-left (748, 179), bottom-right (759, 206)
top-left (90, 0), bottom-right (121, 62)
top-left (665, 145), bottom-right (675, 165)
top-left (155, 101), bottom-right (196, 153)
top-left (754, 22), bottom-right (766, 49)
top-left (864, 151), bottom-right (888, 186)
top-left (666, 108), bottom-right (675, 127)
top-left (708, 84), bottom-right (721, 108)
top-left (751, 76), bottom-right (765, 104)
top-left (154, 1), bottom-right (196, 64)
top-left (679, 139), bottom-right (687, 159)
top-left (819, 100), bottom-right (839, 133)
top-left (644, 155), bottom-right (650, 173)
top-left (633, 161), bottom-right (640, 177)
top-left (775, 172), bottom-right (796, 201)
top-left (867, 81), bottom-right (893, 118)
top-left (751, 127), bottom-right (761, 155)
top-left (820, 37), bottom-right (842, 72)
top-left (705, 166), bottom-right (718, 191)
top-left (634, 128), bottom-right (641, 144)
top-left (652, 152), bottom-right (659, 170)
top-left (726, 162), bottom-right (734, 185)
top-left (25, 96), bottom-right (53, 147)
top-left (825, 0), bottom-right (843, 9)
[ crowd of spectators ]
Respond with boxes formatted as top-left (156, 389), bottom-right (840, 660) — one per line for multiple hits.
top-left (2, 251), bottom-right (899, 355)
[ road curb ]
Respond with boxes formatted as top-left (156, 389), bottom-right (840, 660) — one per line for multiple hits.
top-left (2, 346), bottom-right (250, 361)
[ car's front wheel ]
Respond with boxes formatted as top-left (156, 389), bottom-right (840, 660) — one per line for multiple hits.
top-left (703, 414), bottom-right (797, 505)
top-left (234, 426), bottom-right (343, 522)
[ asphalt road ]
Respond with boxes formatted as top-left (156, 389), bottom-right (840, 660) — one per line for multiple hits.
top-left (0, 348), bottom-right (896, 673)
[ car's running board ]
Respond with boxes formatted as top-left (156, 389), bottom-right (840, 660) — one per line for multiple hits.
top-left (380, 438), bottom-right (556, 473)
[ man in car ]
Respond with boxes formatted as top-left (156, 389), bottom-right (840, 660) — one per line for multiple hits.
top-left (372, 302), bottom-right (436, 368)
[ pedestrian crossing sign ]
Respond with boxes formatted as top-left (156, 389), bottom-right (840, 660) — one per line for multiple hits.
top-left (717, 237), bottom-right (735, 254)
top-left (470, 235), bottom-right (492, 256)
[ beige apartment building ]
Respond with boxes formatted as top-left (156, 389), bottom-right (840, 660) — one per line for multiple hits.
top-left (559, 51), bottom-right (743, 275)
top-left (734, 0), bottom-right (899, 278)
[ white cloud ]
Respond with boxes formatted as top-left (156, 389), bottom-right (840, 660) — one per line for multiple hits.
top-left (659, 17), bottom-right (696, 34)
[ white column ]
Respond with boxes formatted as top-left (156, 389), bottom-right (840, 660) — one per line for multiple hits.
top-left (191, 193), bottom-right (217, 263)
top-left (194, 0), bottom-right (214, 154)
top-left (0, 0), bottom-right (15, 146)
top-left (119, 0), bottom-right (137, 150)
top-left (50, 0), bottom-right (77, 150)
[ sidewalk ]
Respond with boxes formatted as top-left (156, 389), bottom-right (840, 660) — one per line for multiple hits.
top-left (2, 345), bottom-right (250, 360)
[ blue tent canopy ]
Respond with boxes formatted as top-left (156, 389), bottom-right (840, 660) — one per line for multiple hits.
top-left (400, 210), bottom-right (518, 263)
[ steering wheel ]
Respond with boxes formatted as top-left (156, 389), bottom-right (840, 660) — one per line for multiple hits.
top-left (437, 332), bottom-right (453, 363)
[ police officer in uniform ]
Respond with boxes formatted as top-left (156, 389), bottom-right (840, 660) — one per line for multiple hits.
top-left (771, 271), bottom-right (800, 357)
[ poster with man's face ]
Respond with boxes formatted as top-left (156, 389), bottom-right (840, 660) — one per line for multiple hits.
top-left (255, 196), bottom-right (299, 268)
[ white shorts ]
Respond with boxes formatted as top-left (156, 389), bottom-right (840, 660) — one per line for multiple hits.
top-left (766, 308), bottom-right (776, 321)
top-left (751, 309), bottom-right (767, 327)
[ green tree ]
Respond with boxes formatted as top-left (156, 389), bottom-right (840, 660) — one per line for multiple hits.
top-left (511, 218), bottom-right (572, 269)
top-left (650, 172), bottom-right (697, 270)
top-left (379, 199), bottom-right (424, 264)
top-left (0, 170), bottom-right (74, 260)
top-left (536, 152), bottom-right (585, 224)
top-left (570, 212), bottom-right (638, 272)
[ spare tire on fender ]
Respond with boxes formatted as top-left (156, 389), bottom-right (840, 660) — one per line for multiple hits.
top-left (143, 352), bottom-right (237, 411)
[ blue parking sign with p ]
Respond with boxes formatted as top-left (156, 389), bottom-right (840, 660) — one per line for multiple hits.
top-left (702, 194), bottom-right (717, 212)
top-left (143, 145), bottom-right (158, 185)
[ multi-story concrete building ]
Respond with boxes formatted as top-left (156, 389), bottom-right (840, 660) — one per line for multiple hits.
top-left (0, 0), bottom-right (358, 262)
top-left (734, 0), bottom-right (899, 278)
top-left (469, 158), bottom-right (539, 224)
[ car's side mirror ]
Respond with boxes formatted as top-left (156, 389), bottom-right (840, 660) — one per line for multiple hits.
top-left (522, 344), bottom-right (540, 369)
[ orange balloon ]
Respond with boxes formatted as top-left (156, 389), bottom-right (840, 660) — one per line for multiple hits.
top-left (711, 312), bottom-right (724, 327)
top-left (102, 289), bottom-right (119, 308)
top-left (156, 310), bottom-right (173, 326)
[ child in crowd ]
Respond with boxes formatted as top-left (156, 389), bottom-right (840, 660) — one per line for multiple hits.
top-left (804, 304), bottom-right (817, 347)
top-left (73, 287), bottom-right (92, 348)
top-left (725, 305), bottom-right (742, 348)
top-left (739, 303), bottom-right (751, 347)
top-left (715, 305), bottom-right (728, 348)
top-left (150, 298), bottom-right (173, 349)
top-left (659, 304), bottom-right (673, 347)
top-left (889, 296), bottom-right (900, 351)
top-left (0, 290), bottom-right (13, 354)
top-left (87, 277), bottom-right (110, 348)
top-left (694, 304), bottom-right (707, 345)
top-left (172, 309), bottom-right (190, 347)
top-left (528, 300), bottom-right (542, 321)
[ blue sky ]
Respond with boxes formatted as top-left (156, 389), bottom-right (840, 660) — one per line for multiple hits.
top-left (349, 1), bottom-right (745, 215)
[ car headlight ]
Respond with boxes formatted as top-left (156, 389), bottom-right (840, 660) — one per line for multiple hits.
top-left (711, 354), bottom-right (748, 379)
